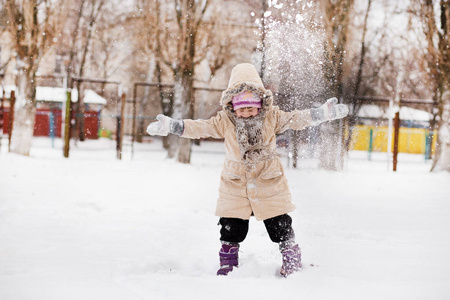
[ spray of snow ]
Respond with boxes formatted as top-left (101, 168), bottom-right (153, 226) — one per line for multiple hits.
top-left (263, 5), bottom-right (327, 109)
top-left (253, 3), bottom-right (334, 165)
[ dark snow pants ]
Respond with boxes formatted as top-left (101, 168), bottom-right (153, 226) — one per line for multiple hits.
top-left (219, 214), bottom-right (295, 244)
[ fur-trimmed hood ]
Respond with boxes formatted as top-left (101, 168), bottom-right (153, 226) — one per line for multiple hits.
top-left (220, 63), bottom-right (273, 121)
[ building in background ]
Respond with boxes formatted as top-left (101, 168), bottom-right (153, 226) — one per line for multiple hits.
top-left (0, 86), bottom-right (106, 139)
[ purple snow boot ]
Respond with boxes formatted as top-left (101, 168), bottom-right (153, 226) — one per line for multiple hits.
top-left (217, 243), bottom-right (239, 276)
top-left (280, 244), bottom-right (302, 277)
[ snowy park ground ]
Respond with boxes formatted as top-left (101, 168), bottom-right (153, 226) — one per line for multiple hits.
top-left (1, 136), bottom-right (449, 300)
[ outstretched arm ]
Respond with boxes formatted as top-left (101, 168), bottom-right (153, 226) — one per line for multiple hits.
top-left (310, 97), bottom-right (348, 125)
top-left (146, 114), bottom-right (184, 136)
top-left (275, 97), bottom-right (349, 133)
top-left (147, 113), bottom-right (225, 139)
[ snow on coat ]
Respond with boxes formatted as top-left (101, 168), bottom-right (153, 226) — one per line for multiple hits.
top-left (181, 63), bottom-right (314, 221)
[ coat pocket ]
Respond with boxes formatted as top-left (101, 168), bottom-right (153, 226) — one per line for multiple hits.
top-left (260, 159), bottom-right (283, 180)
top-left (222, 172), bottom-right (241, 180)
top-left (258, 160), bottom-right (288, 198)
top-left (221, 160), bottom-right (243, 180)
top-left (219, 160), bottom-right (246, 197)
top-left (260, 170), bottom-right (283, 180)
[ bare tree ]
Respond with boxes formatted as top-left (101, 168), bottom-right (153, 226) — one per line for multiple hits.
top-left (141, 0), bottom-right (248, 163)
top-left (90, 7), bottom-right (134, 88)
top-left (73, 0), bottom-right (105, 141)
top-left (0, 27), bottom-right (12, 152)
top-left (65, 0), bottom-right (86, 81)
top-left (412, 0), bottom-right (450, 171)
top-left (164, 0), bottom-right (209, 163)
top-left (5, 0), bottom-right (61, 156)
top-left (343, 0), bottom-right (372, 154)
top-left (134, 0), bottom-right (171, 145)
top-left (319, 0), bottom-right (355, 170)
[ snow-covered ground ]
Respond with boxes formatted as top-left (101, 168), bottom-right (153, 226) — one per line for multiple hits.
top-left (1, 137), bottom-right (449, 300)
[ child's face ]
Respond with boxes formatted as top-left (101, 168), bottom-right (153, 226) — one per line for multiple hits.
top-left (235, 107), bottom-right (259, 118)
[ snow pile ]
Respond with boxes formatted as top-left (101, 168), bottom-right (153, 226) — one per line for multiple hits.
top-left (1, 137), bottom-right (449, 300)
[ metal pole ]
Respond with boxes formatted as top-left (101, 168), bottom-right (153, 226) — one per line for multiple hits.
top-left (133, 82), bottom-right (225, 92)
top-left (131, 84), bottom-right (137, 159)
top-left (425, 131), bottom-right (431, 161)
top-left (49, 111), bottom-right (55, 148)
top-left (0, 86), bottom-right (4, 143)
top-left (387, 97), bottom-right (393, 170)
top-left (116, 116), bottom-right (121, 159)
top-left (393, 111), bottom-right (400, 171)
top-left (63, 90), bottom-right (72, 158)
top-left (8, 90), bottom-right (15, 152)
top-left (117, 92), bottom-right (126, 160)
top-left (71, 77), bottom-right (121, 85)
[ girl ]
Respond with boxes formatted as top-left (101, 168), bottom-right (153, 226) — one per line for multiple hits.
top-left (147, 63), bottom-right (348, 276)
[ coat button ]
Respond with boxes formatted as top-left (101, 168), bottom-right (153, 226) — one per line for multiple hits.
top-left (247, 180), bottom-right (257, 197)
top-left (247, 181), bottom-right (256, 189)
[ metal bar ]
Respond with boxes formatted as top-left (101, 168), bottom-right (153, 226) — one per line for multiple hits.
top-left (133, 82), bottom-right (226, 92)
top-left (0, 86), bottom-right (4, 135)
top-left (117, 93), bottom-right (126, 160)
top-left (393, 112), bottom-right (400, 171)
top-left (71, 77), bottom-right (121, 85)
top-left (354, 95), bottom-right (437, 106)
top-left (131, 84), bottom-right (137, 159)
top-left (354, 95), bottom-right (391, 102)
top-left (193, 87), bottom-right (226, 92)
top-left (63, 91), bottom-right (71, 158)
top-left (134, 82), bottom-right (174, 88)
top-left (8, 90), bottom-right (15, 152)
top-left (49, 111), bottom-right (55, 148)
top-left (400, 99), bottom-right (437, 105)
top-left (36, 74), bottom-right (66, 79)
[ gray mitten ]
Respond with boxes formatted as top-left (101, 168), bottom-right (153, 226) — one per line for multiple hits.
top-left (146, 114), bottom-right (184, 136)
top-left (310, 97), bottom-right (348, 125)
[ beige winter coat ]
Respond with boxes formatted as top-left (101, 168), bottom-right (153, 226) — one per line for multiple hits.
top-left (182, 63), bottom-right (314, 221)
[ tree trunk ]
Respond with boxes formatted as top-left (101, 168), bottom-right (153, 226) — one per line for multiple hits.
top-left (75, 0), bottom-right (104, 142)
top-left (5, 0), bottom-right (56, 156)
top-left (177, 138), bottom-right (192, 163)
top-left (10, 69), bottom-right (37, 156)
top-left (318, 121), bottom-right (341, 170)
top-left (156, 60), bottom-right (173, 149)
top-left (291, 130), bottom-right (300, 168)
top-left (431, 90), bottom-right (450, 172)
top-left (168, 70), bottom-right (194, 163)
top-left (137, 119), bottom-right (145, 143)
top-left (344, 0), bottom-right (371, 155)
top-left (320, 0), bottom-right (354, 171)
top-left (78, 84), bottom-right (86, 141)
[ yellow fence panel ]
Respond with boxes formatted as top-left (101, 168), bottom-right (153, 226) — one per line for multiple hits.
top-left (350, 125), bottom-right (437, 154)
